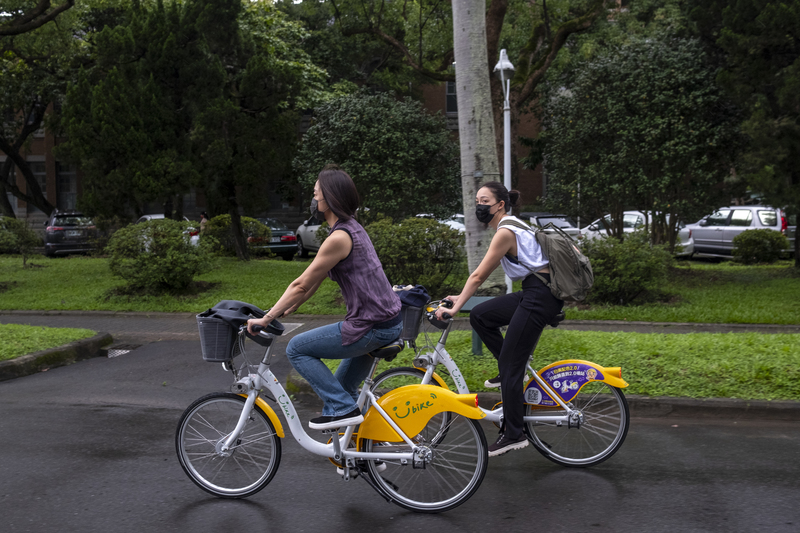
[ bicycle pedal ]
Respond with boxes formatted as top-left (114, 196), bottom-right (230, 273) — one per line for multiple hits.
top-left (320, 427), bottom-right (342, 434)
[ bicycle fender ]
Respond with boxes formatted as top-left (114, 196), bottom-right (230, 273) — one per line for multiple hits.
top-left (411, 367), bottom-right (449, 389)
top-left (523, 360), bottom-right (628, 407)
top-left (238, 394), bottom-right (285, 438)
top-left (358, 385), bottom-right (484, 443)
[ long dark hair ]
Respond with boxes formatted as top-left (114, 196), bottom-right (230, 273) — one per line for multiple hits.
top-left (318, 165), bottom-right (360, 222)
top-left (481, 181), bottom-right (520, 212)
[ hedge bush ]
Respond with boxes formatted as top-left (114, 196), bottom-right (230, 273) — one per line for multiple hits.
top-left (732, 229), bottom-right (789, 265)
top-left (106, 218), bottom-right (217, 291)
top-left (204, 215), bottom-right (270, 257)
top-left (366, 217), bottom-right (466, 297)
top-left (0, 216), bottom-right (42, 267)
top-left (581, 230), bottom-right (674, 305)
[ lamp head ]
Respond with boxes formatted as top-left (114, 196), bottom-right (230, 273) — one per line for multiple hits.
top-left (493, 49), bottom-right (515, 81)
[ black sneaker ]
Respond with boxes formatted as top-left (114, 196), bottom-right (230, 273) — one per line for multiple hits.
top-left (484, 375), bottom-right (501, 388)
top-left (488, 433), bottom-right (529, 457)
top-left (309, 408), bottom-right (364, 431)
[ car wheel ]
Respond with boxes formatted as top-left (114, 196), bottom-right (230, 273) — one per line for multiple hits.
top-left (281, 253), bottom-right (295, 261)
top-left (297, 237), bottom-right (308, 258)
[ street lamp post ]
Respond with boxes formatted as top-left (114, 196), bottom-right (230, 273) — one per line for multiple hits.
top-left (494, 49), bottom-right (515, 294)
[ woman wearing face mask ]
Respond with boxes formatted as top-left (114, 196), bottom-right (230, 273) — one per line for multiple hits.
top-left (433, 181), bottom-right (563, 457)
top-left (247, 166), bottom-right (401, 431)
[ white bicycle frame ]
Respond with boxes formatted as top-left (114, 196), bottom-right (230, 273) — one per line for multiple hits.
top-left (221, 329), bottom-right (426, 480)
top-left (412, 318), bottom-right (574, 426)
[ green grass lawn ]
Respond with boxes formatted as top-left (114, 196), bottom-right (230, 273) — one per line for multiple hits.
top-left (0, 255), bottom-right (346, 314)
top-left (1, 255), bottom-right (799, 324)
top-left (0, 323), bottom-right (96, 362)
top-left (564, 260), bottom-right (800, 324)
top-left (335, 328), bottom-right (800, 401)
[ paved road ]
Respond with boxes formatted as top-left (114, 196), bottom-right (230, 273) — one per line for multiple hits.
top-left (1, 338), bottom-right (799, 532)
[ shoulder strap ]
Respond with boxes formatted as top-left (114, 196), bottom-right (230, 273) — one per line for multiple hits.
top-left (497, 217), bottom-right (534, 233)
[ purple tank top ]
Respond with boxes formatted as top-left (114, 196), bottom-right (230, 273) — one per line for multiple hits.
top-left (329, 218), bottom-right (401, 345)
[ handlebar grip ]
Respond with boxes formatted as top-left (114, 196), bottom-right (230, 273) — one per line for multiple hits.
top-left (442, 312), bottom-right (452, 320)
top-left (251, 324), bottom-right (265, 334)
top-left (441, 298), bottom-right (454, 309)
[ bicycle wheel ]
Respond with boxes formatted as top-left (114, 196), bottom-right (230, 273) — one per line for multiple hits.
top-left (525, 381), bottom-right (629, 467)
top-left (362, 413), bottom-right (487, 513)
top-left (176, 392), bottom-right (282, 498)
top-left (371, 367), bottom-right (451, 444)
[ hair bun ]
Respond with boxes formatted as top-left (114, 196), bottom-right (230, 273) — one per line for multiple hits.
top-left (508, 190), bottom-right (521, 208)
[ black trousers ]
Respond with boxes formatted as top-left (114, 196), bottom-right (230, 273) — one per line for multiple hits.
top-left (469, 274), bottom-right (563, 440)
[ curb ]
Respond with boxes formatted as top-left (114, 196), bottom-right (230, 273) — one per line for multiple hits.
top-left (285, 370), bottom-right (800, 421)
top-left (0, 332), bottom-right (113, 382)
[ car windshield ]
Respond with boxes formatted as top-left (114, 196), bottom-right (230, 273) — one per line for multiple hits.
top-left (53, 216), bottom-right (92, 226)
top-left (537, 216), bottom-right (577, 229)
top-left (259, 218), bottom-right (287, 230)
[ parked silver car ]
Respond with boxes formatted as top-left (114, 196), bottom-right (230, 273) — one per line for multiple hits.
top-left (581, 210), bottom-right (694, 256)
top-left (295, 219), bottom-right (323, 258)
top-left (519, 212), bottom-right (581, 239)
top-left (687, 205), bottom-right (796, 257)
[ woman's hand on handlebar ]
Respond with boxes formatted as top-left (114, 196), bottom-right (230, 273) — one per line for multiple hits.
top-left (247, 315), bottom-right (272, 335)
top-left (433, 297), bottom-right (458, 321)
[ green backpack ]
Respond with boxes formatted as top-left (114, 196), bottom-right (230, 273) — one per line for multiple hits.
top-left (498, 218), bottom-right (594, 303)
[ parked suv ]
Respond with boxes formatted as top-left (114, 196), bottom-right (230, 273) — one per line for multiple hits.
top-left (687, 205), bottom-right (796, 257)
top-left (43, 210), bottom-right (97, 257)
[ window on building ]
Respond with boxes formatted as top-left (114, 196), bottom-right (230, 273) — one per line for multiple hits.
top-left (2, 163), bottom-right (18, 215)
top-left (27, 161), bottom-right (47, 213)
top-left (446, 82), bottom-right (458, 115)
top-left (56, 162), bottom-right (77, 211)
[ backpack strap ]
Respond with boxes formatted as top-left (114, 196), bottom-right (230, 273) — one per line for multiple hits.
top-left (496, 218), bottom-right (552, 288)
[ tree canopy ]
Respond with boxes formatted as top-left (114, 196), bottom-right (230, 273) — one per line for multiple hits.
top-left (688, 0), bottom-right (800, 265)
top-left (0, 0), bottom-right (75, 38)
top-left (539, 37), bottom-right (743, 250)
top-left (294, 90), bottom-right (461, 221)
top-left (57, 0), bottom-right (326, 258)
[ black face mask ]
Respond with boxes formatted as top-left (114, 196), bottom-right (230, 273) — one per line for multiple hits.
top-left (475, 202), bottom-right (500, 224)
top-left (310, 198), bottom-right (326, 223)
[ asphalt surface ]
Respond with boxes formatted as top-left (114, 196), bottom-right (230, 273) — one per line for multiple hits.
top-left (1, 338), bottom-right (799, 532)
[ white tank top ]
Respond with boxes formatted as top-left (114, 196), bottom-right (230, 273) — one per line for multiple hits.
top-left (497, 216), bottom-right (549, 281)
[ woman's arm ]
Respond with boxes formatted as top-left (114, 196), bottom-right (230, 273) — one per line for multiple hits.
top-left (435, 228), bottom-right (516, 319)
top-left (247, 229), bottom-right (352, 331)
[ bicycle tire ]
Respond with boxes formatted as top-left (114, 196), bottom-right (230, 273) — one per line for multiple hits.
top-left (176, 392), bottom-right (282, 498)
top-left (525, 382), bottom-right (629, 467)
top-left (371, 367), bottom-right (451, 444)
top-left (362, 413), bottom-right (488, 513)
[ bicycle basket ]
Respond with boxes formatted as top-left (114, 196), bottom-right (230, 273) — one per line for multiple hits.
top-left (399, 305), bottom-right (424, 341)
top-left (197, 314), bottom-right (236, 362)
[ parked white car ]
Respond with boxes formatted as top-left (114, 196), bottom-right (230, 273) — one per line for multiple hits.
top-left (686, 205), bottom-right (796, 257)
top-left (295, 218), bottom-right (323, 258)
top-left (135, 214), bottom-right (199, 245)
top-left (416, 213), bottom-right (465, 233)
top-left (581, 210), bottom-right (695, 256)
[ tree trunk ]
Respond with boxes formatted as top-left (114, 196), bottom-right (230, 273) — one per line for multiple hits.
top-left (452, 0), bottom-right (505, 296)
top-left (227, 184), bottom-right (249, 261)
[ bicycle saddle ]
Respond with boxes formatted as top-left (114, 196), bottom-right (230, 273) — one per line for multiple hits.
top-left (549, 310), bottom-right (566, 328)
top-left (368, 339), bottom-right (404, 362)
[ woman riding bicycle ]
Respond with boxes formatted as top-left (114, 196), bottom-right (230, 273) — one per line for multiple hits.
top-left (434, 182), bottom-right (563, 457)
top-left (247, 167), bottom-right (401, 431)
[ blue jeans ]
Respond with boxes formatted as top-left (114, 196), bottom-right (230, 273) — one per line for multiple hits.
top-left (285, 321), bottom-right (403, 416)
